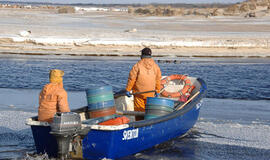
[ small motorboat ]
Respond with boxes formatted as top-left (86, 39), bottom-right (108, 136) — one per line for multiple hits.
top-left (26, 75), bottom-right (207, 160)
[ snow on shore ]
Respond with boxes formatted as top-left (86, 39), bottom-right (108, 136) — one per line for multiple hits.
top-left (0, 7), bottom-right (269, 57)
top-left (74, 6), bottom-right (128, 12)
top-left (4, 36), bottom-right (270, 48)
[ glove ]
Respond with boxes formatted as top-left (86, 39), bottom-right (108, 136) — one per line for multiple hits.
top-left (179, 95), bottom-right (188, 102)
top-left (155, 93), bottom-right (160, 97)
top-left (125, 91), bottom-right (132, 97)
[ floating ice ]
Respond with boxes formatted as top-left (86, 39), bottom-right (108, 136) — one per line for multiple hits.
top-left (195, 121), bottom-right (270, 150)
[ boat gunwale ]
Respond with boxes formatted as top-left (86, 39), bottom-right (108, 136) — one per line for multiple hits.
top-left (26, 78), bottom-right (207, 131)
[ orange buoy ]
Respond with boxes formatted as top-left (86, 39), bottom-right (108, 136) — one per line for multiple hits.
top-left (160, 74), bottom-right (195, 99)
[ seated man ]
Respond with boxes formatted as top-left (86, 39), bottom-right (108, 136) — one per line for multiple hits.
top-left (38, 69), bottom-right (70, 123)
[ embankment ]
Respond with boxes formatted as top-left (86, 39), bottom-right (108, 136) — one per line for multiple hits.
top-left (0, 36), bottom-right (269, 58)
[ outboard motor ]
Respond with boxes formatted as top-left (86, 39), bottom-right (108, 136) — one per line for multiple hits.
top-left (50, 112), bottom-right (81, 160)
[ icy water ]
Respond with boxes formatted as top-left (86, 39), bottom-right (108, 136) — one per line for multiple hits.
top-left (0, 55), bottom-right (270, 160)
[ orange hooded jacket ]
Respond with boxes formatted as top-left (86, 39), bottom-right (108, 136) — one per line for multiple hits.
top-left (38, 69), bottom-right (70, 123)
top-left (126, 58), bottom-right (161, 111)
top-left (38, 83), bottom-right (70, 123)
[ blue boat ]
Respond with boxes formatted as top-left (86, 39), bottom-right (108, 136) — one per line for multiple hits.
top-left (26, 76), bottom-right (207, 160)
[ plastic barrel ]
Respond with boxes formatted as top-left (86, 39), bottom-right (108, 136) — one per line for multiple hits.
top-left (145, 97), bottom-right (174, 120)
top-left (87, 100), bottom-right (115, 111)
top-left (86, 86), bottom-right (116, 118)
top-left (88, 107), bottom-right (116, 119)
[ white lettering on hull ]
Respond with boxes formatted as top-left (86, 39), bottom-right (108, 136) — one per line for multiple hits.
top-left (122, 128), bottom-right (139, 140)
top-left (196, 100), bottom-right (203, 110)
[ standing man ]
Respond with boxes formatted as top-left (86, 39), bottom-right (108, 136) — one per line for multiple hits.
top-left (38, 69), bottom-right (70, 123)
top-left (125, 47), bottom-right (162, 121)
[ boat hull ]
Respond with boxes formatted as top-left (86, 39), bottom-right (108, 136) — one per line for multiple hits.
top-left (83, 106), bottom-right (200, 159)
top-left (31, 125), bottom-right (58, 157)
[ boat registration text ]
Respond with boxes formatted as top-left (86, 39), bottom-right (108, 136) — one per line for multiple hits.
top-left (122, 128), bottom-right (139, 140)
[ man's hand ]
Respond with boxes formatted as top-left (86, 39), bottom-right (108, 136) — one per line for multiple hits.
top-left (125, 91), bottom-right (132, 97)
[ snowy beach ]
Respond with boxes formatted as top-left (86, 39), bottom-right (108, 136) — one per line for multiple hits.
top-left (0, 6), bottom-right (270, 57)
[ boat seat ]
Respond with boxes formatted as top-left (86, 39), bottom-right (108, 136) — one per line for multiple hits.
top-left (82, 114), bottom-right (119, 125)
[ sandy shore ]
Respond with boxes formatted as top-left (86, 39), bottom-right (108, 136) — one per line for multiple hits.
top-left (0, 8), bottom-right (270, 58)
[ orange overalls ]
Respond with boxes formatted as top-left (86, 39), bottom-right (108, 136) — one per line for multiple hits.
top-left (126, 58), bottom-right (161, 120)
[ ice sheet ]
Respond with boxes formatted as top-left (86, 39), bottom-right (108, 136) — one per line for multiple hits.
top-left (0, 88), bottom-right (269, 159)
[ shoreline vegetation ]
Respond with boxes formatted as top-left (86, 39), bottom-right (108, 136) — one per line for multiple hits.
top-left (2, 0), bottom-right (270, 17)
top-left (0, 0), bottom-right (270, 58)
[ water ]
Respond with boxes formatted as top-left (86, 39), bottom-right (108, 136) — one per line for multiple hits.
top-left (0, 55), bottom-right (269, 159)
top-left (1, 56), bottom-right (269, 100)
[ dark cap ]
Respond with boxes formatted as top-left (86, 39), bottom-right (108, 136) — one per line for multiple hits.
top-left (141, 47), bottom-right (152, 58)
top-left (141, 47), bottom-right (152, 56)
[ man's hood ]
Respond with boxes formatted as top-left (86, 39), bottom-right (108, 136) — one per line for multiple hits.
top-left (139, 58), bottom-right (155, 70)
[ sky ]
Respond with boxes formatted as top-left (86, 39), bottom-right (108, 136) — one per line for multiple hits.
top-left (1, 0), bottom-right (245, 4)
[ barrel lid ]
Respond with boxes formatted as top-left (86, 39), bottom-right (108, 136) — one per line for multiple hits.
top-left (86, 85), bottom-right (113, 95)
top-left (146, 97), bottom-right (174, 108)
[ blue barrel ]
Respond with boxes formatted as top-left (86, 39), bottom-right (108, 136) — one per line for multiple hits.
top-left (86, 86), bottom-right (116, 118)
top-left (145, 97), bottom-right (174, 120)
top-left (87, 100), bottom-right (115, 111)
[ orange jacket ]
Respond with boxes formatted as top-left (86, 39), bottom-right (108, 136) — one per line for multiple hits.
top-left (38, 83), bottom-right (70, 123)
top-left (126, 58), bottom-right (161, 99)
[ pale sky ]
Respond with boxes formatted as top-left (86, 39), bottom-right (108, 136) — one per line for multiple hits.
top-left (1, 0), bottom-right (245, 4)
